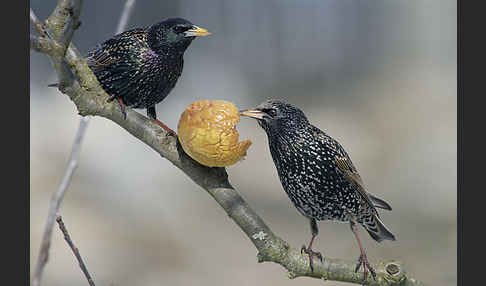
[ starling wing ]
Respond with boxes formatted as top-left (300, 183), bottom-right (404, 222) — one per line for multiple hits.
top-left (85, 28), bottom-right (154, 104)
top-left (335, 152), bottom-right (395, 242)
top-left (335, 156), bottom-right (377, 211)
top-left (86, 28), bottom-right (148, 71)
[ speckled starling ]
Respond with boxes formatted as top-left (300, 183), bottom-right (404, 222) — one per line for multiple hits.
top-left (240, 99), bottom-right (395, 283)
top-left (85, 18), bottom-right (211, 134)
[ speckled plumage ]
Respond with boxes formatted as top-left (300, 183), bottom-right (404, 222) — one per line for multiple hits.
top-left (86, 18), bottom-right (209, 124)
top-left (241, 99), bottom-right (395, 279)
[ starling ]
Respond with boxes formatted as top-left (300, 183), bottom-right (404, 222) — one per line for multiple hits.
top-left (85, 18), bottom-right (211, 134)
top-left (240, 99), bottom-right (395, 283)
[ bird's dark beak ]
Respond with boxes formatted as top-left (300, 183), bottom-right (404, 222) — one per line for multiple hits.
top-left (239, 109), bottom-right (265, 120)
top-left (185, 25), bottom-right (211, 37)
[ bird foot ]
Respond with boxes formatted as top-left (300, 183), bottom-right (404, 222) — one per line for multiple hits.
top-left (354, 253), bottom-right (376, 285)
top-left (107, 95), bottom-right (116, 103)
top-left (301, 244), bottom-right (323, 272)
top-left (152, 119), bottom-right (177, 137)
top-left (107, 95), bottom-right (127, 120)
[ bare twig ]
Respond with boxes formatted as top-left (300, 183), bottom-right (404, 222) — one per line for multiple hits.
top-left (45, 0), bottom-right (83, 56)
top-left (59, 0), bottom-right (83, 51)
top-left (56, 216), bottom-right (96, 286)
top-left (32, 1), bottom-right (425, 285)
top-left (32, 116), bottom-right (88, 286)
top-left (31, 2), bottom-right (136, 285)
top-left (116, 0), bottom-right (137, 34)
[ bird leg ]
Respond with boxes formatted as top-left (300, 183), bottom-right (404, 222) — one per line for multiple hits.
top-left (147, 106), bottom-right (177, 136)
top-left (301, 218), bottom-right (323, 272)
top-left (107, 95), bottom-right (127, 120)
top-left (350, 220), bottom-right (376, 285)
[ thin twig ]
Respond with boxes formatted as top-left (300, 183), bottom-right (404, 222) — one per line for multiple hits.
top-left (116, 0), bottom-right (137, 34)
top-left (32, 116), bottom-right (88, 286)
top-left (57, 0), bottom-right (83, 55)
top-left (31, 2), bottom-right (137, 286)
top-left (55, 216), bottom-right (96, 286)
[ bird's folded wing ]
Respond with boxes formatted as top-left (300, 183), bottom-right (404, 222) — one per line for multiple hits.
top-left (86, 29), bottom-right (148, 71)
top-left (86, 48), bottom-right (119, 71)
top-left (366, 192), bottom-right (392, 210)
top-left (335, 156), bottom-right (378, 215)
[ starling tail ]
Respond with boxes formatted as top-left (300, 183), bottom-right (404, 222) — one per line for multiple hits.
top-left (364, 214), bottom-right (396, 243)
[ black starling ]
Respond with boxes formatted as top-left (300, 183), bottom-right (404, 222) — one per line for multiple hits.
top-left (240, 99), bottom-right (395, 283)
top-left (85, 18), bottom-right (211, 134)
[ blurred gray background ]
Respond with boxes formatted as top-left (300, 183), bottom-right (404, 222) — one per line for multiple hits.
top-left (30, 0), bottom-right (456, 285)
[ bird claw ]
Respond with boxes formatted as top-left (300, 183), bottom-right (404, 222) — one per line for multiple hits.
top-left (107, 95), bottom-right (127, 120)
top-left (167, 129), bottom-right (177, 137)
top-left (369, 267), bottom-right (377, 281)
top-left (354, 253), bottom-right (376, 285)
top-left (355, 255), bottom-right (363, 272)
top-left (107, 95), bottom-right (116, 103)
top-left (152, 119), bottom-right (177, 136)
top-left (301, 244), bottom-right (323, 272)
top-left (120, 106), bottom-right (127, 120)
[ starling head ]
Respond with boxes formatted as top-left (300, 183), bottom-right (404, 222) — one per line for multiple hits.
top-left (147, 18), bottom-right (211, 55)
top-left (240, 99), bottom-right (309, 134)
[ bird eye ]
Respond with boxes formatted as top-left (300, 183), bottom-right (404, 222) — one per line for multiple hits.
top-left (174, 25), bottom-right (188, 34)
top-left (267, 109), bottom-right (277, 117)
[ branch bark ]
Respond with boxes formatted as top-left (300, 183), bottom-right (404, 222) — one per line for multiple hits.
top-left (30, 36), bottom-right (55, 54)
top-left (31, 3), bottom-right (424, 286)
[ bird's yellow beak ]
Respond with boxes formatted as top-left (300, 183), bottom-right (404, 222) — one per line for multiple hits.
top-left (239, 109), bottom-right (265, 120)
top-left (185, 25), bottom-right (211, 37)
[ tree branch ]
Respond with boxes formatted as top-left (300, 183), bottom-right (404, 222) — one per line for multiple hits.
top-left (31, 3), bottom-right (425, 286)
top-left (56, 216), bottom-right (96, 286)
